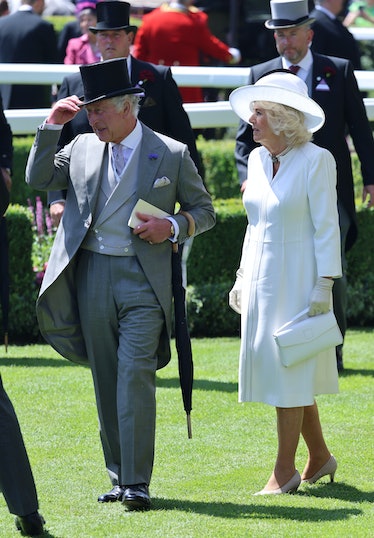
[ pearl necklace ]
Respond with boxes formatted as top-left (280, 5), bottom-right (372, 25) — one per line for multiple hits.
top-left (270, 146), bottom-right (292, 164)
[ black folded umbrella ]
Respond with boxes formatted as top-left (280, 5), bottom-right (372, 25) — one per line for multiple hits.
top-left (0, 171), bottom-right (10, 352)
top-left (0, 217), bottom-right (9, 352)
top-left (171, 244), bottom-right (193, 439)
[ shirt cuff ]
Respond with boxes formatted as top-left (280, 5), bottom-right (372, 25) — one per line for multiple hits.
top-left (40, 120), bottom-right (63, 131)
top-left (166, 216), bottom-right (179, 243)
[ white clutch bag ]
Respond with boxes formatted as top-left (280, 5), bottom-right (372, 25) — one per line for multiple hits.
top-left (273, 308), bottom-right (343, 368)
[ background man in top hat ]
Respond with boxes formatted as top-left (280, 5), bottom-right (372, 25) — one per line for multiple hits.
top-left (310, 0), bottom-right (362, 70)
top-left (235, 0), bottom-right (374, 372)
top-left (25, 58), bottom-right (215, 510)
top-left (49, 0), bottom-right (202, 228)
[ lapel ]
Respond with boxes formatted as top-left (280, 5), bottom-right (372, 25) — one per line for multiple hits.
top-left (130, 57), bottom-right (158, 108)
top-left (311, 53), bottom-right (337, 95)
top-left (84, 136), bottom-right (106, 212)
top-left (135, 124), bottom-right (168, 200)
top-left (94, 144), bottom-right (139, 226)
top-left (90, 124), bottom-right (166, 226)
top-left (130, 56), bottom-right (140, 85)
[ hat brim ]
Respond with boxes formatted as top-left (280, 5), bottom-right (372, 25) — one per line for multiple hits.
top-left (89, 24), bottom-right (137, 34)
top-left (229, 84), bottom-right (325, 133)
top-left (78, 86), bottom-right (144, 107)
top-left (264, 16), bottom-right (315, 30)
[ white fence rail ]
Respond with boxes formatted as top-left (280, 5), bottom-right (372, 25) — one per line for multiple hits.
top-left (2, 64), bottom-right (374, 133)
top-left (6, 99), bottom-right (374, 133)
top-left (349, 27), bottom-right (374, 41)
top-left (2, 63), bottom-right (374, 89)
top-left (4, 101), bottom-right (241, 133)
top-left (0, 64), bottom-right (251, 87)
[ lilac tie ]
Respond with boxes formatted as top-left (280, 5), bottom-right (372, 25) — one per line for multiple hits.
top-left (289, 65), bottom-right (300, 74)
top-left (112, 144), bottom-right (126, 176)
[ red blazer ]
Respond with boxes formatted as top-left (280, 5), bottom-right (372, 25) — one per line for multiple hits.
top-left (133, 5), bottom-right (231, 102)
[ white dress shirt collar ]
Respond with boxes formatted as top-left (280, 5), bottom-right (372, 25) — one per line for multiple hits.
top-left (282, 48), bottom-right (313, 81)
top-left (112, 119), bottom-right (142, 152)
top-left (315, 5), bottom-right (336, 20)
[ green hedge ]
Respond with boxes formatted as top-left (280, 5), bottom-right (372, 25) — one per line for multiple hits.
top-left (0, 205), bottom-right (39, 344)
top-left (196, 137), bottom-right (240, 199)
top-left (11, 136), bottom-right (48, 207)
top-left (2, 138), bottom-right (374, 344)
top-left (187, 198), bottom-right (246, 285)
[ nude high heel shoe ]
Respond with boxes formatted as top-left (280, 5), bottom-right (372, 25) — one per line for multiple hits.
top-left (253, 471), bottom-right (301, 495)
top-left (302, 455), bottom-right (337, 484)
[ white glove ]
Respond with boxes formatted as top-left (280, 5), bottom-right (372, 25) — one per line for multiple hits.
top-left (308, 277), bottom-right (334, 317)
top-left (228, 47), bottom-right (241, 64)
top-left (229, 268), bottom-right (243, 314)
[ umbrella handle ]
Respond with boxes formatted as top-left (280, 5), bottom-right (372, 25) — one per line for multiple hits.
top-left (178, 210), bottom-right (195, 237)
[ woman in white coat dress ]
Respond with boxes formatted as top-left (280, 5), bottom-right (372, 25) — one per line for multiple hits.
top-left (229, 70), bottom-right (342, 495)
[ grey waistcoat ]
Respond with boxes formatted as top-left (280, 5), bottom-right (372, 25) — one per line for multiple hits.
top-left (81, 144), bottom-right (140, 256)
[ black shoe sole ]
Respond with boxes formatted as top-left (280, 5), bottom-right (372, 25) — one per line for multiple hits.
top-left (122, 499), bottom-right (151, 511)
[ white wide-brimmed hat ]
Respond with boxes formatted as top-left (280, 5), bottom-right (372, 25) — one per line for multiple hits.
top-left (229, 70), bottom-right (325, 133)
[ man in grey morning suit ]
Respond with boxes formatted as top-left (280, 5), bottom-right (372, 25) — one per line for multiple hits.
top-left (26, 58), bottom-right (215, 511)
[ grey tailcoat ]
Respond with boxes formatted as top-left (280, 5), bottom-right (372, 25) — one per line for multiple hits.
top-left (26, 123), bottom-right (215, 368)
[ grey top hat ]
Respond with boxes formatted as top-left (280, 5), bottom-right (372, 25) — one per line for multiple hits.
top-left (79, 58), bottom-right (144, 106)
top-left (89, 1), bottom-right (137, 33)
top-left (265, 0), bottom-right (315, 30)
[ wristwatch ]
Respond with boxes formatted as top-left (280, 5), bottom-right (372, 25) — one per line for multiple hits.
top-left (169, 223), bottom-right (175, 238)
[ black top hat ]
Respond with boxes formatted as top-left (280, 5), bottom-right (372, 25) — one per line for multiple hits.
top-left (79, 58), bottom-right (144, 106)
top-left (89, 1), bottom-right (137, 33)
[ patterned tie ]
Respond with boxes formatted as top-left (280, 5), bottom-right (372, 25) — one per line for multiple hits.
top-left (112, 143), bottom-right (126, 177)
top-left (289, 65), bottom-right (300, 74)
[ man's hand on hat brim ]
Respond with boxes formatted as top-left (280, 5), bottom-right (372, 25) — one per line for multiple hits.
top-left (46, 95), bottom-right (83, 126)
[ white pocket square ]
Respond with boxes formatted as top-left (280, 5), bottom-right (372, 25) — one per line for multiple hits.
top-left (153, 176), bottom-right (171, 188)
top-left (315, 79), bottom-right (330, 92)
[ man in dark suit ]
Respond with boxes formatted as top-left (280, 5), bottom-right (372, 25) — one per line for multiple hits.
top-left (0, 96), bottom-right (12, 197)
top-left (26, 58), bottom-right (215, 510)
top-left (310, 0), bottom-right (362, 69)
top-left (0, 0), bottom-right (58, 109)
top-left (49, 0), bottom-right (202, 227)
top-left (0, 96), bottom-right (45, 537)
top-left (235, 0), bottom-right (374, 372)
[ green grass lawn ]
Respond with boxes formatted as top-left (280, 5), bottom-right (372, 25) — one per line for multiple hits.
top-left (0, 331), bottom-right (373, 537)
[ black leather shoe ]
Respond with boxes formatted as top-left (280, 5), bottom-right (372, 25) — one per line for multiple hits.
top-left (15, 511), bottom-right (45, 536)
top-left (98, 485), bottom-right (125, 503)
top-left (122, 484), bottom-right (151, 511)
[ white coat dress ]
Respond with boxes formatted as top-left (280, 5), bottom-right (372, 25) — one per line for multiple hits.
top-left (238, 142), bottom-right (342, 407)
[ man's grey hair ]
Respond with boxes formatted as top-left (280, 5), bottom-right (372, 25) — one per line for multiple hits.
top-left (111, 94), bottom-right (141, 117)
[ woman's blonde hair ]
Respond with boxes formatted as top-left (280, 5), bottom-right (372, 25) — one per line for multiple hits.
top-left (251, 101), bottom-right (313, 146)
